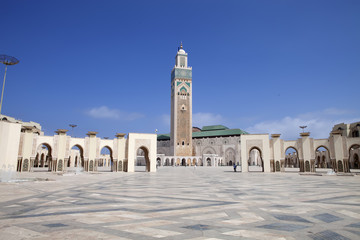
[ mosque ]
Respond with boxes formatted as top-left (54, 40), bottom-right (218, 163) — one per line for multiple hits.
top-left (155, 44), bottom-right (360, 173)
top-left (0, 44), bottom-right (359, 174)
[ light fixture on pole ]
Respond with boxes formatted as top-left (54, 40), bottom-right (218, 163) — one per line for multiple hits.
top-left (0, 55), bottom-right (19, 116)
top-left (299, 126), bottom-right (307, 133)
top-left (69, 124), bottom-right (77, 137)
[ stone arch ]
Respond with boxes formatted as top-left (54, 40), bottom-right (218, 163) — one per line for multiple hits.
top-left (156, 157), bottom-right (161, 166)
top-left (36, 143), bottom-right (53, 171)
top-left (70, 144), bottom-right (84, 168)
top-left (202, 146), bottom-right (216, 155)
top-left (225, 147), bottom-right (236, 166)
top-left (248, 147), bottom-right (264, 172)
top-left (181, 158), bottom-right (186, 166)
top-left (206, 157), bottom-right (211, 166)
top-left (284, 146), bottom-right (299, 171)
top-left (136, 146), bottom-right (150, 172)
top-left (192, 158), bottom-right (197, 166)
top-left (315, 145), bottom-right (331, 168)
top-left (187, 158), bottom-right (191, 166)
top-left (99, 145), bottom-right (113, 171)
top-left (349, 144), bottom-right (360, 170)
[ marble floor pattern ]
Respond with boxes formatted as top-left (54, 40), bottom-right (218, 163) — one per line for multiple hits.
top-left (0, 167), bottom-right (360, 239)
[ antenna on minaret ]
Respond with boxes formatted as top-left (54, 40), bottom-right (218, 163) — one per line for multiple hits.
top-left (180, 41), bottom-right (183, 49)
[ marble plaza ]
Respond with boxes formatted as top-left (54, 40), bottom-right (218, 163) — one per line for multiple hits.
top-left (1, 167), bottom-right (360, 239)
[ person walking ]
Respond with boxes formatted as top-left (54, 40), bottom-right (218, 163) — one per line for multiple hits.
top-left (233, 163), bottom-right (237, 172)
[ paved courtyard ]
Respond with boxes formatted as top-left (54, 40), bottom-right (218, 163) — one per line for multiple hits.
top-left (0, 167), bottom-right (360, 240)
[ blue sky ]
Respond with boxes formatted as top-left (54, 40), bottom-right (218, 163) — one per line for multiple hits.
top-left (1, 0), bottom-right (359, 140)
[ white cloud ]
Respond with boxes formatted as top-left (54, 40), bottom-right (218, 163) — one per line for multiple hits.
top-left (86, 106), bottom-right (144, 121)
top-left (246, 108), bottom-right (360, 140)
top-left (193, 112), bottom-right (224, 128)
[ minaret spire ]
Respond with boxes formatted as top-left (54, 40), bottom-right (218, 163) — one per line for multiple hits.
top-left (180, 41), bottom-right (183, 49)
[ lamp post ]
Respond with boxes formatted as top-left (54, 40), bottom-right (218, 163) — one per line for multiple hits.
top-left (300, 126), bottom-right (307, 133)
top-left (69, 124), bottom-right (77, 137)
top-left (0, 55), bottom-right (19, 116)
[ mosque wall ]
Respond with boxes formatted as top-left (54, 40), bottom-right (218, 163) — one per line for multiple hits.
top-left (0, 121), bottom-right (21, 171)
top-left (157, 126), bottom-right (360, 174)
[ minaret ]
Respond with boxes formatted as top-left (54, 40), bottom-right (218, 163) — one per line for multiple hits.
top-left (170, 43), bottom-right (193, 156)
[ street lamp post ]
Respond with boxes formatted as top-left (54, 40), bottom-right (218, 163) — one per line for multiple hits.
top-left (69, 124), bottom-right (77, 137)
top-left (300, 126), bottom-right (307, 133)
top-left (0, 55), bottom-right (19, 116)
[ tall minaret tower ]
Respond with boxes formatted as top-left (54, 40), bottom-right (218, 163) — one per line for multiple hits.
top-left (170, 43), bottom-right (193, 156)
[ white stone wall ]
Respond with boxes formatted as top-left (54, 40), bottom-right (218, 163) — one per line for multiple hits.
top-left (0, 121), bottom-right (21, 171)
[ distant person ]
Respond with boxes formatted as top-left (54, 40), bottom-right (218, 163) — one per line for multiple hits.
top-left (233, 164), bottom-right (237, 172)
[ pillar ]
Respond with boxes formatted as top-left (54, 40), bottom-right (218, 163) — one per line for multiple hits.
top-left (331, 130), bottom-right (347, 173)
top-left (300, 132), bottom-right (314, 172)
top-left (20, 126), bottom-right (37, 172)
top-left (86, 131), bottom-right (98, 172)
top-left (54, 129), bottom-right (68, 172)
top-left (115, 133), bottom-right (126, 172)
top-left (271, 134), bottom-right (282, 172)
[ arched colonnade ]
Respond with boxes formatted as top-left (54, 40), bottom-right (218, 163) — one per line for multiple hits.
top-left (17, 129), bottom-right (157, 173)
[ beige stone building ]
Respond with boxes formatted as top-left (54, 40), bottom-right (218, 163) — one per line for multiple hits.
top-left (0, 114), bottom-right (157, 174)
top-left (1, 45), bottom-right (359, 176)
top-left (157, 45), bottom-right (360, 174)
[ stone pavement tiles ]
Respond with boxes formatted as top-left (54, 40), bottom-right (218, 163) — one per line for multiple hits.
top-left (0, 167), bottom-right (360, 239)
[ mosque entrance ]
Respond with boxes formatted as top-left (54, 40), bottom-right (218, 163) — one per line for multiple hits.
top-left (135, 146), bottom-right (150, 172)
top-left (284, 147), bottom-right (299, 172)
top-left (349, 145), bottom-right (360, 170)
top-left (33, 143), bottom-right (52, 172)
top-left (68, 145), bottom-right (84, 169)
top-left (225, 148), bottom-right (235, 166)
top-left (248, 147), bottom-right (264, 172)
top-left (315, 146), bottom-right (330, 169)
top-left (98, 146), bottom-right (113, 172)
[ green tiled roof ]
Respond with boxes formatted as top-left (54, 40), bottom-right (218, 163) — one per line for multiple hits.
top-left (201, 125), bottom-right (229, 131)
top-left (157, 134), bottom-right (170, 140)
top-left (157, 127), bottom-right (249, 140)
top-left (193, 128), bottom-right (248, 138)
